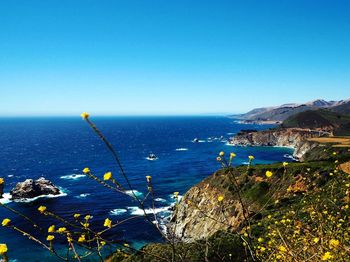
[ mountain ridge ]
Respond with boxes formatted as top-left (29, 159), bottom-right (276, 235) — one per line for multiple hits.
top-left (232, 98), bottom-right (350, 122)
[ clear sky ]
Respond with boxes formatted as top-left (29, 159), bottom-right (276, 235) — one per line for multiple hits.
top-left (0, 0), bottom-right (350, 116)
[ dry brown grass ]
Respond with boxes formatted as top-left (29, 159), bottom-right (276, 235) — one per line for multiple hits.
top-left (307, 136), bottom-right (350, 147)
top-left (339, 162), bottom-right (350, 175)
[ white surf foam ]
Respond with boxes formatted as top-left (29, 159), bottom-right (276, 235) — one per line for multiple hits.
top-left (75, 193), bottom-right (90, 199)
top-left (127, 206), bottom-right (172, 216)
top-left (155, 198), bottom-right (167, 202)
top-left (13, 190), bottom-right (68, 203)
top-left (60, 174), bottom-right (86, 180)
top-left (145, 157), bottom-right (158, 161)
top-left (0, 193), bottom-right (12, 204)
top-left (110, 208), bottom-right (128, 216)
top-left (175, 148), bottom-right (188, 151)
top-left (125, 190), bottom-right (144, 197)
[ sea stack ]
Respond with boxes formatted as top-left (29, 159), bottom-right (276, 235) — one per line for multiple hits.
top-left (10, 177), bottom-right (60, 200)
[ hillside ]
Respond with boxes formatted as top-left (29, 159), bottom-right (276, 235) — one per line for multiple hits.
top-left (281, 109), bottom-right (350, 136)
top-left (233, 98), bottom-right (350, 122)
top-left (109, 146), bottom-right (350, 261)
top-left (331, 99), bottom-right (350, 115)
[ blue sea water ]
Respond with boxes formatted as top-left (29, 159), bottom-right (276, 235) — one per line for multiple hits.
top-left (0, 116), bottom-right (293, 261)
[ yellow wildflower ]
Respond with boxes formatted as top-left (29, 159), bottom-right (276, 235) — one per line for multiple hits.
top-left (321, 252), bottom-right (333, 260)
top-left (218, 196), bottom-right (224, 202)
top-left (123, 243), bottom-right (130, 247)
top-left (47, 235), bottom-right (55, 241)
top-left (82, 223), bottom-right (89, 228)
top-left (265, 171), bottom-right (273, 178)
top-left (85, 215), bottom-right (91, 220)
top-left (329, 239), bottom-right (340, 248)
top-left (258, 237), bottom-right (263, 243)
top-left (1, 219), bottom-right (10, 227)
top-left (260, 246), bottom-right (266, 252)
top-left (219, 151), bottom-right (225, 156)
top-left (332, 152), bottom-right (337, 155)
top-left (0, 244), bottom-right (8, 255)
top-left (74, 213), bottom-right (80, 219)
top-left (104, 172), bottom-right (112, 181)
top-left (80, 112), bottom-right (90, 119)
top-left (230, 152), bottom-right (236, 158)
top-left (78, 235), bottom-right (86, 242)
top-left (283, 162), bottom-right (288, 167)
top-left (0, 178), bottom-right (4, 185)
top-left (104, 218), bottom-right (112, 228)
top-left (216, 156), bottom-right (222, 161)
top-left (248, 155), bottom-right (254, 160)
top-left (48, 225), bottom-right (55, 233)
top-left (57, 227), bottom-right (66, 233)
top-left (278, 245), bottom-right (287, 252)
top-left (82, 167), bottom-right (90, 174)
top-left (146, 175), bottom-right (152, 183)
top-left (38, 206), bottom-right (47, 214)
top-left (313, 237), bottom-right (320, 244)
top-left (173, 192), bottom-right (179, 197)
top-left (100, 241), bottom-right (106, 246)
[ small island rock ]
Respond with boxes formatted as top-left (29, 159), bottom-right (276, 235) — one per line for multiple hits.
top-left (10, 177), bottom-right (60, 200)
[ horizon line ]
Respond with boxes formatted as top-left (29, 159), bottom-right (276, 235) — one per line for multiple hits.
top-left (0, 113), bottom-right (240, 118)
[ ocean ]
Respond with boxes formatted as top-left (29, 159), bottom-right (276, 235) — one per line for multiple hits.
top-left (0, 116), bottom-right (293, 261)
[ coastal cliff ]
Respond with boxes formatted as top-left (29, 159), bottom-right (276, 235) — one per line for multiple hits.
top-left (170, 171), bottom-right (246, 242)
top-left (113, 148), bottom-right (350, 261)
top-left (229, 128), bottom-right (320, 160)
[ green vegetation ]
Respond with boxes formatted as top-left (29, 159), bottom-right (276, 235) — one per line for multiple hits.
top-left (110, 148), bottom-right (350, 261)
top-left (282, 109), bottom-right (350, 135)
top-left (108, 232), bottom-right (247, 262)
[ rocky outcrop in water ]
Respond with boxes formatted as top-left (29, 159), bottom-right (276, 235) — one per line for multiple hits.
top-left (10, 177), bottom-right (60, 200)
top-left (229, 128), bottom-right (320, 160)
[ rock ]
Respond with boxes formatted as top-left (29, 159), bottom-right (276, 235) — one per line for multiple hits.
top-left (0, 184), bottom-right (4, 198)
top-left (229, 128), bottom-right (319, 160)
top-left (168, 172), bottom-right (248, 242)
top-left (10, 177), bottom-right (60, 200)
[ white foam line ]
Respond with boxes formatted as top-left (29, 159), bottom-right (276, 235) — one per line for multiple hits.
top-left (60, 174), bottom-right (86, 180)
top-left (175, 148), bottom-right (189, 151)
top-left (13, 191), bottom-right (68, 203)
top-left (110, 208), bottom-right (128, 216)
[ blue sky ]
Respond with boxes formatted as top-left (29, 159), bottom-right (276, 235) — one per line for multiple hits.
top-left (0, 0), bottom-right (349, 116)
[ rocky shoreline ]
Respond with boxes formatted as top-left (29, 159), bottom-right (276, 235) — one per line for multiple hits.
top-left (228, 128), bottom-right (321, 161)
top-left (167, 128), bottom-right (324, 242)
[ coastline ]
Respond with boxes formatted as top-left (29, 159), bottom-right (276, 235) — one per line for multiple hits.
top-left (228, 128), bottom-right (320, 160)
top-left (233, 119), bottom-right (281, 125)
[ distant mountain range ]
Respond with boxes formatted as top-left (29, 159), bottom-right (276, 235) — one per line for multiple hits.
top-left (233, 99), bottom-right (350, 122)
